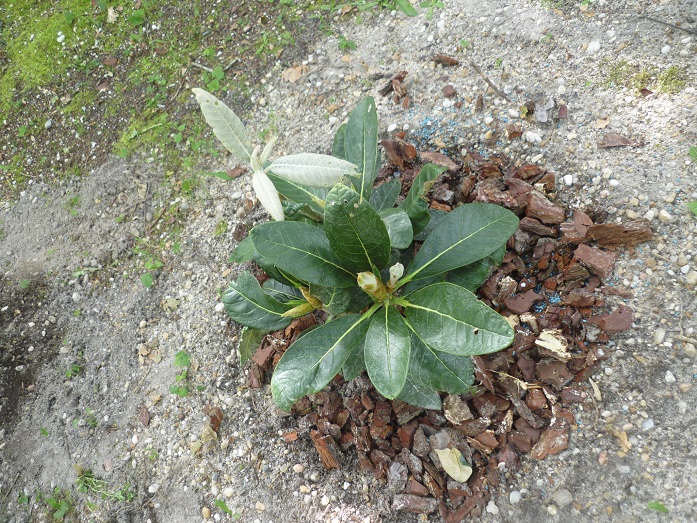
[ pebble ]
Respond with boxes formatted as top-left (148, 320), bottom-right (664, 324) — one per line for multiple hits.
top-left (255, 501), bottom-right (266, 512)
top-left (641, 418), bottom-right (655, 431)
top-left (309, 472), bottom-right (320, 482)
top-left (653, 328), bottom-right (666, 345)
top-left (686, 271), bottom-right (697, 286)
top-left (557, 84), bottom-right (566, 95)
top-left (57, 34), bottom-right (65, 43)
top-left (486, 500), bottom-right (499, 515)
top-left (657, 209), bottom-right (672, 222)
top-left (524, 131), bottom-right (542, 145)
top-left (148, 483), bottom-right (160, 494)
top-left (484, 116), bottom-right (494, 125)
top-left (223, 487), bottom-right (234, 498)
top-left (202, 507), bottom-right (211, 519)
top-left (665, 371), bottom-right (676, 383)
top-left (563, 174), bottom-right (573, 186)
top-left (44, 119), bottom-right (53, 130)
top-left (617, 465), bottom-right (631, 474)
top-left (321, 495), bottom-right (330, 506)
top-left (644, 209), bottom-right (655, 222)
top-left (509, 490), bottom-right (522, 504)
top-left (552, 488), bottom-right (573, 507)
top-left (293, 464), bottom-right (305, 473)
top-left (547, 505), bottom-right (559, 516)
top-left (139, 320), bottom-right (147, 328)
top-left (387, 123), bottom-right (397, 133)
top-left (587, 41), bottom-right (601, 54)
top-left (684, 343), bottom-right (696, 358)
top-left (661, 45), bottom-right (670, 54)
top-left (680, 265), bottom-right (690, 275)
top-left (214, 302), bottom-right (225, 313)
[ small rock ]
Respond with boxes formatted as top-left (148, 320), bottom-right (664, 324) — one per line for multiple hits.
top-left (321, 495), bottom-right (330, 506)
top-left (223, 487), bottom-right (234, 498)
top-left (202, 507), bottom-right (211, 519)
top-left (309, 472), bottom-right (320, 482)
top-left (665, 371), bottom-right (676, 383)
top-left (148, 483), bottom-right (160, 494)
top-left (215, 302), bottom-right (225, 313)
top-left (653, 328), bottom-right (666, 345)
top-left (255, 501), bottom-right (266, 512)
top-left (657, 209), bottom-right (672, 222)
top-left (509, 490), bottom-right (522, 504)
top-left (486, 500), bottom-right (499, 515)
top-left (524, 131), bottom-right (542, 144)
top-left (293, 464), bottom-right (305, 474)
top-left (587, 41), bottom-right (601, 54)
top-left (684, 343), bottom-right (696, 358)
top-left (387, 123), bottom-right (398, 133)
top-left (686, 271), bottom-right (697, 286)
top-left (547, 505), bottom-right (559, 515)
top-left (617, 465), bottom-right (631, 474)
top-left (661, 45), bottom-right (670, 54)
top-left (641, 419), bottom-right (654, 431)
top-left (552, 488), bottom-right (573, 507)
top-left (139, 320), bottom-right (147, 329)
top-left (44, 119), bottom-right (53, 130)
top-left (563, 174), bottom-right (573, 186)
top-left (57, 34), bottom-right (65, 43)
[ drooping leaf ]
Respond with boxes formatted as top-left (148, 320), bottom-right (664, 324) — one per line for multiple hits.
top-left (238, 327), bottom-right (268, 364)
top-left (192, 88), bottom-right (253, 162)
top-left (251, 221), bottom-right (356, 288)
top-left (404, 202), bottom-right (519, 282)
top-left (364, 306), bottom-right (410, 399)
top-left (408, 331), bottom-right (475, 393)
top-left (253, 253), bottom-right (296, 287)
top-left (403, 282), bottom-right (513, 355)
top-left (435, 448), bottom-right (473, 482)
top-left (332, 123), bottom-right (347, 160)
top-left (271, 314), bottom-right (370, 411)
top-left (266, 172), bottom-right (328, 214)
top-left (370, 179), bottom-right (402, 211)
top-left (309, 284), bottom-right (351, 315)
top-left (379, 208), bottom-right (413, 249)
top-left (400, 164), bottom-right (446, 234)
top-left (229, 235), bottom-right (255, 264)
top-left (344, 97), bottom-right (380, 201)
top-left (267, 153), bottom-right (356, 187)
top-left (324, 184), bottom-right (391, 272)
top-left (223, 272), bottom-right (293, 330)
top-left (252, 170), bottom-right (284, 221)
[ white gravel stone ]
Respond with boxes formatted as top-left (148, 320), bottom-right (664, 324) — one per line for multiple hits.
top-left (321, 495), bottom-right (330, 506)
top-left (223, 487), bottom-right (235, 498)
top-left (641, 419), bottom-right (655, 431)
top-left (387, 123), bottom-right (397, 132)
top-left (680, 265), bottom-right (690, 275)
top-left (644, 209), bottom-right (655, 222)
top-left (658, 209), bottom-right (672, 222)
top-left (214, 302), bottom-right (225, 312)
top-left (653, 328), bottom-right (666, 345)
top-left (293, 464), bottom-right (305, 473)
top-left (486, 500), bottom-right (499, 515)
top-left (547, 505), bottom-right (559, 515)
top-left (617, 465), bottom-right (631, 474)
top-left (509, 490), bottom-right (522, 504)
top-left (661, 45), bottom-right (670, 54)
top-left (484, 116), bottom-right (494, 125)
top-left (552, 488), bottom-right (573, 507)
top-left (524, 131), bottom-right (542, 144)
top-left (148, 483), bottom-right (160, 493)
top-left (563, 174), bottom-right (573, 186)
top-left (665, 371), bottom-right (676, 383)
top-left (686, 271), bottom-right (697, 286)
top-left (587, 41), bottom-right (601, 54)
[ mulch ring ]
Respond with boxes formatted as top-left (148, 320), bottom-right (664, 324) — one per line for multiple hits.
top-left (246, 146), bottom-right (654, 521)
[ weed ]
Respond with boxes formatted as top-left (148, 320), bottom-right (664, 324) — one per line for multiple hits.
top-left (419, 0), bottom-right (444, 19)
top-left (170, 350), bottom-right (191, 397)
top-left (40, 427), bottom-right (50, 437)
top-left (65, 363), bottom-right (82, 379)
top-left (656, 66), bottom-right (686, 93)
top-left (64, 195), bottom-right (81, 216)
top-left (41, 487), bottom-right (73, 521)
top-left (76, 469), bottom-right (135, 502)
top-left (214, 220), bottom-right (228, 237)
top-left (19, 279), bottom-right (31, 290)
top-left (459, 39), bottom-right (470, 50)
top-left (85, 407), bottom-right (98, 428)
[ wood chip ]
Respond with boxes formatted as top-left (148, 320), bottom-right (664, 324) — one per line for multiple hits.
top-left (597, 133), bottom-right (643, 148)
top-left (310, 430), bottom-right (342, 469)
top-left (432, 54), bottom-right (459, 66)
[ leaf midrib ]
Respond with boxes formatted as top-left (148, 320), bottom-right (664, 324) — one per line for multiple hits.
top-left (256, 234), bottom-right (354, 279)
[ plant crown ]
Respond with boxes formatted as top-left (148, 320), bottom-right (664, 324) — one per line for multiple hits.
top-left (195, 90), bottom-right (519, 411)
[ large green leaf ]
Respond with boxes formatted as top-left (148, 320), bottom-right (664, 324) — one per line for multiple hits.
top-left (413, 209), bottom-right (446, 241)
top-left (251, 221), bottom-right (356, 288)
top-left (271, 314), bottom-right (370, 411)
top-left (395, 0), bottom-right (418, 16)
top-left (400, 164), bottom-right (446, 234)
top-left (446, 259), bottom-right (492, 292)
top-left (324, 184), bottom-right (391, 273)
top-left (239, 327), bottom-right (268, 365)
top-left (344, 97), bottom-right (380, 201)
top-left (266, 172), bottom-right (328, 214)
top-left (262, 279), bottom-right (303, 302)
top-left (309, 284), bottom-right (351, 315)
top-left (192, 88), bottom-right (253, 162)
top-left (341, 341), bottom-right (366, 381)
top-left (364, 306), bottom-right (411, 399)
top-left (370, 179), bottom-right (402, 211)
top-left (408, 331), bottom-right (475, 393)
top-left (379, 208), bottom-right (413, 249)
top-left (396, 376), bottom-right (442, 410)
top-left (223, 273), bottom-right (293, 330)
top-left (267, 153), bottom-right (356, 187)
top-left (403, 282), bottom-right (513, 355)
top-left (404, 202), bottom-right (519, 282)
top-left (332, 123), bottom-right (347, 160)
top-left (229, 235), bottom-right (255, 264)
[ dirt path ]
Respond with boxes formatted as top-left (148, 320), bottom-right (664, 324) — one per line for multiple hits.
top-left (1, 1), bottom-right (695, 522)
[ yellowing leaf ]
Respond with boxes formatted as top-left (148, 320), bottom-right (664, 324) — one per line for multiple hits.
top-left (434, 448), bottom-right (473, 482)
top-left (281, 65), bottom-right (309, 83)
top-left (107, 7), bottom-right (119, 23)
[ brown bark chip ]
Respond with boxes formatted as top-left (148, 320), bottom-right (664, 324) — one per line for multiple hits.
top-left (530, 426), bottom-right (570, 459)
top-left (586, 304), bottom-right (634, 333)
top-left (574, 244), bottom-right (617, 280)
top-left (526, 191), bottom-right (566, 225)
top-left (587, 219), bottom-right (654, 247)
top-left (392, 494), bottom-right (439, 513)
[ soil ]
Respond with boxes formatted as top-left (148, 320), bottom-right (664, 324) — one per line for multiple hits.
top-left (1, 1), bottom-right (696, 522)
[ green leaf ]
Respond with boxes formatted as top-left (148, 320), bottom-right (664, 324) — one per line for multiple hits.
top-left (203, 171), bottom-right (233, 181)
top-left (404, 202), bottom-right (519, 282)
top-left (309, 284), bottom-right (351, 315)
top-left (688, 201), bottom-right (697, 217)
top-left (140, 273), bottom-right (154, 288)
top-left (53, 500), bottom-right (71, 520)
top-left (379, 208), bottom-right (413, 249)
top-left (128, 9), bottom-right (145, 25)
top-left (446, 259), bottom-right (493, 292)
top-left (324, 184), bottom-right (391, 272)
top-left (174, 351), bottom-right (191, 367)
top-left (229, 235), bottom-right (255, 264)
top-left (647, 501), bottom-right (668, 513)
top-left (341, 341), bottom-right (366, 381)
top-left (268, 153), bottom-right (357, 187)
top-left (408, 331), bottom-right (475, 393)
top-left (395, 0), bottom-right (418, 16)
top-left (689, 146), bottom-right (697, 162)
top-left (266, 172), bottom-right (328, 214)
top-left (238, 327), bottom-right (267, 365)
top-left (344, 97), bottom-right (380, 201)
top-left (397, 375), bottom-right (442, 410)
top-left (215, 499), bottom-right (234, 515)
top-left (271, 314), bottom-right (370, 411)
top-left (253, 253), bottom-right (297, 287)
top-left (413, 209), bottom-right (446, 241)
top-left (332, 123), bottom-right (347, 160)
top-left (364, 306), bottom-right (410, 399)
top-left (400, 164), bottom-right (446, 234)
top-left (192, 88), bottom-right (253, 163)
top-left (222, 273), bottom-right (293, 330)
top-left (404, 282), bottom-right (513, 355)
top-left (251, 222), bottom-right (356, 287)
top-left (370, 179), bottom-right (402, 211)
top-left (262, 280), bottom-right (303, 302)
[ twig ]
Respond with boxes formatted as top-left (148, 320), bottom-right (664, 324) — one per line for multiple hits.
top-left (1, 472), bottom-right (20, 501)
top-left (674, 334), bottom-right (697, 345)
top-left (469, 61), bottom-right (511, 102)
top-left (191, 62), bottom-right (213, 73)
top-left (639, 16), bottom-right (697, 36)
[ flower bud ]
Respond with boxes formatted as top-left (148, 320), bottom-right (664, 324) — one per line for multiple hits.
top-left (357, 272), bottom-right (387, 301)
top-left (388, 262), bottom-right (404, 289)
